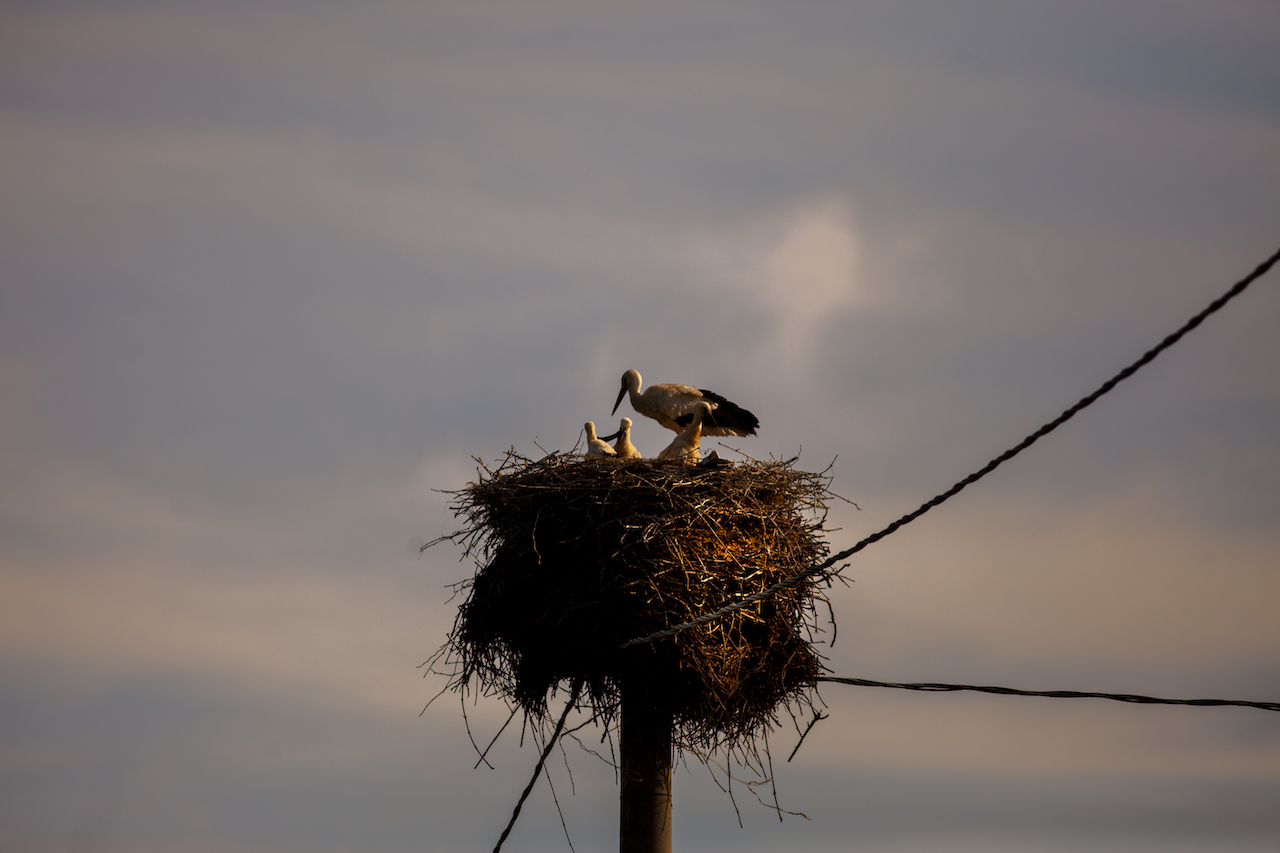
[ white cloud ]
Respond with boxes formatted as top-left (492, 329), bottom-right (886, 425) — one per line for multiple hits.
top-left (682, 198), bottom-right (865, 382)
top-left (763, 199), bottom-right (864, 367)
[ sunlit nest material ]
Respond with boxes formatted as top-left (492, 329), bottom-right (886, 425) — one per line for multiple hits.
top-left (429, 450), bottom-right (838, 756)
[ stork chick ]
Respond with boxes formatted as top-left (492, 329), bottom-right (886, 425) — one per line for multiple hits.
top-left (657, 401), bottom-right (713, 464)
top-left (604, 417), bottom-right (642, 459)
top-left (584, 421), bottom-right (618, 458)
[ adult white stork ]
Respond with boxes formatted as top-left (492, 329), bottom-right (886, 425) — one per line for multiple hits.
top-left (657, 401), bottom-right (712, 464)
top-left (612, 369), bottom-right (759, 437)
top-left (583, 422), bottom-right (618, 458)
top-left (602, 417), bottom-right (642, 459)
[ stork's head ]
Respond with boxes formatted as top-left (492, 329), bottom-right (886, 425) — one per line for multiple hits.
top-left (600, 416), bottom-right (631, 442)
top-left (613, 369), bottom-right (641, 415)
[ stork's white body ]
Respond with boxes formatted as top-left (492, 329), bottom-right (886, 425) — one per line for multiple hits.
top-left (612, 369), bottom-right (759, 437)
top-left (584, 421), bottom-right (618, 457)
top-left (657, 402), bottom-right (712, 464)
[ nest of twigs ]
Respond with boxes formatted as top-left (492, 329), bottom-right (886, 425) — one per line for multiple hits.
top-left (428, 450), bottom-right (838, 756)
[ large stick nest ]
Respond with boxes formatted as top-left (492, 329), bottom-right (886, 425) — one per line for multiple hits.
top-left (430, 450), bottom-right (838, 755)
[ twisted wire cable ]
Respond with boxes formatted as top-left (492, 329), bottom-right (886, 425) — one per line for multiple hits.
top-left (492, 679), bottom-right (584, 853)
top-left (623, 245), bottom-right (1280, 649)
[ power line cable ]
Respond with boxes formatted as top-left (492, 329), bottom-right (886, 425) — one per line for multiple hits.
top-left (815, 676), bottom-right (1280, 712)
top-left (623, 244), bottom-right (1280, 649)
top-left (492, 679), bottom-right (583, 853)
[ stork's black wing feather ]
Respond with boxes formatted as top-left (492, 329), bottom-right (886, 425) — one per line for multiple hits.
top-left (698, 389), bottom-right (759, 436)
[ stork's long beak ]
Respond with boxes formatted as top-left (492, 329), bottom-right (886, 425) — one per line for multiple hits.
top-left (611, 384), bottom-right (627, 415)
top-left (599, 429), bottom-right (621, 442)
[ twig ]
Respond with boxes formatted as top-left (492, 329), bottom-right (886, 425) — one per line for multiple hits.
top-left (461, 690), bottom-right (495, 770)
top-left (764, 730), bottom-right (782, 823)
top-left (542, 761), bottom-right (576, 853)
top-left (786, 711), bottom-right (828, 762)
top-left (475, 705), bottom-right (520, 769)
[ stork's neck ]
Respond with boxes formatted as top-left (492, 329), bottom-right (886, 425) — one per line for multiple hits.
top-left (689, 403), bottom-right (712, 431)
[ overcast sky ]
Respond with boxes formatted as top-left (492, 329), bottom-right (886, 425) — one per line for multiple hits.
top-left (2, 2), bottom-right (1279, 851)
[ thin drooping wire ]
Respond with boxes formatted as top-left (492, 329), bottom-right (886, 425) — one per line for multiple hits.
top-left (815, 676), bottom-right (1280, 712)
top-left (623, 244), bottom-right (1280, 649)
top-left (492, 679), bottom-right (584, 853)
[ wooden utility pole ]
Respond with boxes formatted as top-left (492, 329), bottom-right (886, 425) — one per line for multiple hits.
top-left (619, 674), bottom-right (673, 853)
